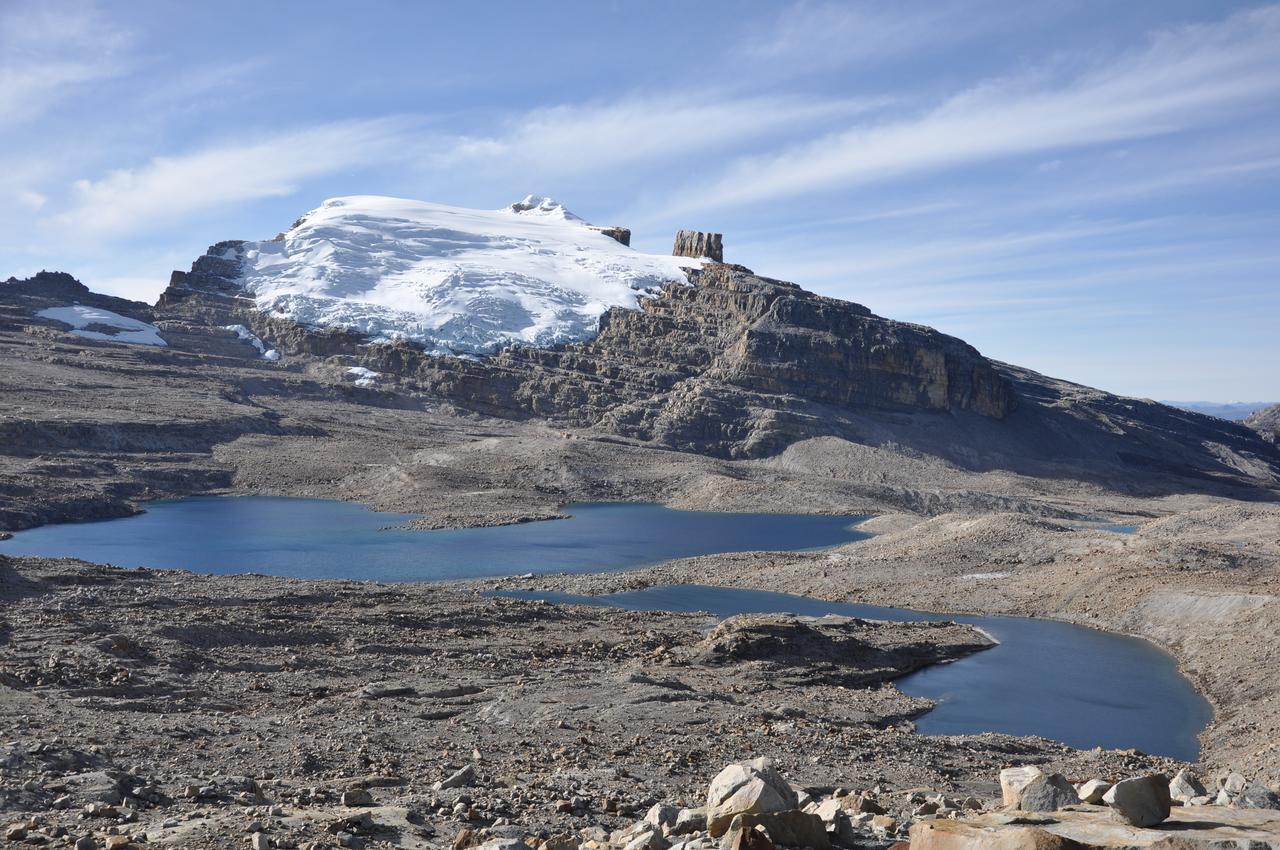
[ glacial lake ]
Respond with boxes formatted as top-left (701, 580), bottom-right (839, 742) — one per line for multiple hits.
top-left (0, 496), bottom-right (1211, 759)
top-left (497, 585), bottom-right (1212, 761)
top-left (0, 496), bottom-right (871, 582)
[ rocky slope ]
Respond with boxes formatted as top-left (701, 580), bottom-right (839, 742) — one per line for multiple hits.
top-left (1246, 403), bottom-right (1280, 443)
top-left (154, 230), bottom-right (1280, 494)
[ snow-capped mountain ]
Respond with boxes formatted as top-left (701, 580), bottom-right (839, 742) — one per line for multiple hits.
top-left (211, 195), bottom-right (702, 356)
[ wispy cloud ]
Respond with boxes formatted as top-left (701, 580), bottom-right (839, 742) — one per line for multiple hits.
top-left (743, 0), bottom-right (988, 74)
top-left (659, 6), bottom-right (1280, 216)
top-left (0, 2), bottom-right (131, 126)
top-left (435, 93), bottom-right (884, 178)
top-left (53, 118), bottom-right (423, 238)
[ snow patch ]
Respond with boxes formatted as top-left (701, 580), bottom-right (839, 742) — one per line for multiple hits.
top-left (345, 366), bottom-right (380, 388)
top-left (962, 571), bottom-right (1012, 580)
top-left (37, 305), bottom-right (166, 347)
top-left (225, 324), bottom-right (280, 361)
top-left (232, 195), bottom-right (699, 356)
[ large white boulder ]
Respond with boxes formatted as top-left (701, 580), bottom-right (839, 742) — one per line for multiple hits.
top-left (1103, 775), bottom-right (1172, 827)
top-left (706, 758), bottom-right (799, 838)
top-left (999, 766), bottom-right (1044, 808)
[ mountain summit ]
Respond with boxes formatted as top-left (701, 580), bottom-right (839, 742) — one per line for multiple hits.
top-left (164, 195), bottom-right (700, 356)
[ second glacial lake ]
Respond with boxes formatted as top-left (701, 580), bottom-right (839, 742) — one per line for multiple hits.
top-left (495, 584), bottom-right (1212, 761)
top-left (0, 495), bottom-right (1211, 760)
top-left (0, 496), bottom-right (870, 582)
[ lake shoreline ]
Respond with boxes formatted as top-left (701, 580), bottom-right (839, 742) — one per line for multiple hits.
top-left (0, 553), bottom-right (1191, 848)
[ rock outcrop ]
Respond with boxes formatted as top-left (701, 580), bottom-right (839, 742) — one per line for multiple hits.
top-left (910, 806), bottom-right (1280, 850)
top-left (674, 230), bottom-right (723, 262)
top-left (1246, 403), bottom-right (1280, 444)
top-left (147, 242), bottom-right (1280, 489)
top-left (1, 272), bottom-right (154, 326)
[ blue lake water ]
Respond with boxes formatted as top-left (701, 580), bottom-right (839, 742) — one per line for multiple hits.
top-left (0, 496), bottom-right (1210, 759)
top-left (495, 585), bottom-right (1211, 761)
top-left (0, 496), bottom-right (870, 582)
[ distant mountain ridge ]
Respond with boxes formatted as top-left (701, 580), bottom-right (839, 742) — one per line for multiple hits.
top-left (1162, 401), bottom-right (1278, 421)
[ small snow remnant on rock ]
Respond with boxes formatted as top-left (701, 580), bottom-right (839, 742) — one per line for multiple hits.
top-left (345, 367), bottom-right (380, 388)
top-left (37, 305), bottom-right (166, 347)
top-left (225, 324), bottom-right (279, 361)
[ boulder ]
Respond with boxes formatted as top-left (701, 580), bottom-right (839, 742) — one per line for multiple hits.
top-left (1168, 769), bottom-right (1207, 803)
top-left (671, 808), bottom-right (707, 836)
top-left (1238, 783), bottom-right (1280, 810)
top-left (1223, 773), bottom-right (1249, 795)
top-left (1001, 767), bottom-right (1045, 808)
top-left (1075, 781), bottom-right (1111, 805)
top-left (719, 811), bottom-right (829, 850)
top-left (340, 789), bottom-right (373, 807)
top-left (1103, 775), bottom-right (1171, 827)
top-left (1018, 774), bottom-right (1080, 812)
top-left (706, 758), bottom-right (799, 837)
top-left (435, 764), bottom-right (477, 791)
top-left (645, 804), bottom-right (680, 830)
top-left (842, 793), bottom-right (886, 815)
top-left (622, 829), bottom-right (670, 850)
top-left (812, 798), bottom-right (842, 823)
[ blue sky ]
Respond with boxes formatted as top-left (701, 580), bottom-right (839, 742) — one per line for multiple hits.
top-left (3, 1), bottom-right (1278, 400)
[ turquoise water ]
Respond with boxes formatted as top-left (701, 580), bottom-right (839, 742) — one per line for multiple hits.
top-left (0, 497), bottom-right (870, 582)
top-left (494, 585), bottom-right (1211, 761)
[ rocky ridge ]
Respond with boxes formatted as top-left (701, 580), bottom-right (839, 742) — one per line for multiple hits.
top-left (1246, 404), bottom-right (1280, 444)
top-left (151, 242), bottom-right (1280, 493)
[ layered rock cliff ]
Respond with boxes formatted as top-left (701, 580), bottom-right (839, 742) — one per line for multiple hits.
top-left (149, 239), bottom-right (1280, 494)
top-left (158, 255), bottom-right (1014, 457)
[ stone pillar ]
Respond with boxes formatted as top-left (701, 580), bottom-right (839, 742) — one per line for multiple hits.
top-left (673, 230), bottom-right (723, 262)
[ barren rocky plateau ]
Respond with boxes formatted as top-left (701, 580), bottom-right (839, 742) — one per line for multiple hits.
top-left (1, 266), bottom-right (1278, 849)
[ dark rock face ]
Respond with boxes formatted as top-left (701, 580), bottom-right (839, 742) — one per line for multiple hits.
top-left (674, 230), bottom-right (724, 262)
top-left (1246, 404), bottom-right (1280, 444)
top-left (158, 240), bottom-right (247, 305)
top-left (358, 263), bottom-right (1015, 456)
top-left (591, 226), bottom-right (631, 246)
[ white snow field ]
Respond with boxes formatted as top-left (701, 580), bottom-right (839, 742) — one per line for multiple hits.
top-left (236, 195), bottom-right (702, 356)
top-left (36, 305), bottom-right (167, 347)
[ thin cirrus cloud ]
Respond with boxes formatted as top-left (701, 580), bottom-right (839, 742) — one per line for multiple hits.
top-left (433, 92), bottom-right (886, 178)
top-left (656, 5), bottom-right (1280, 217)
top-left (743, 0), bottom-right (987, 73)
top-left (53, 92), bottom-right (875, 240)
top-left (52, 118), bottom-right (425, 239)
top-left (0, 3), bottom-right (131, 126)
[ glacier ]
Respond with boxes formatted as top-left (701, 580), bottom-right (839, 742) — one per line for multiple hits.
top-left (233, 195), bottom-right (703, 356)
